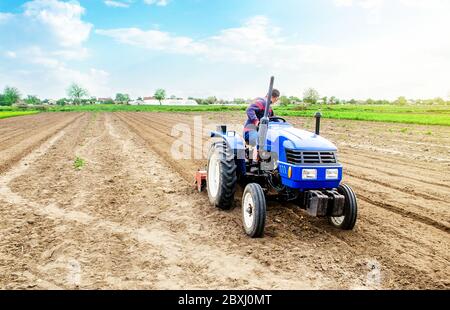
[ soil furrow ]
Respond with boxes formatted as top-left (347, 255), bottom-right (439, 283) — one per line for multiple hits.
top-left (357, 194), bottom-right (449, 233)
top-left (1, 111), bottom-right (448, 290)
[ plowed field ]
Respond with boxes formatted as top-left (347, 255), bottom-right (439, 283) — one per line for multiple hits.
top-left (0, 112), bottom-right (448, 289)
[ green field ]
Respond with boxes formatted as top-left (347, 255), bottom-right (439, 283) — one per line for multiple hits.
top-left (0, 111), bottom-right (39, 119)
top-left (45, 104), bottom-right (246, 113)
top-left (46, 104), bottom-right (450, 126)
top-left (1, 104), bottom-right (449, 126)
top-left (275, 105), bottom-right (450, 126)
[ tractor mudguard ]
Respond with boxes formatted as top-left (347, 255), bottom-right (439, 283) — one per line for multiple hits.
top-left (210, 130), bottom-right (246, 175)
top-left (211, 131), bottom-right (245, 155)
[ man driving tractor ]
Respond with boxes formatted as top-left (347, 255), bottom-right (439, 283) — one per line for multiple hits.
top-left (244, 89), bottom-right (280, 160)
top-left (201, 76), bottom-right (358, 236)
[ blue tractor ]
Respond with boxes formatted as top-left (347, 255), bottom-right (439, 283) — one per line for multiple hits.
top-left (204, 77), bottom-right (357, 238)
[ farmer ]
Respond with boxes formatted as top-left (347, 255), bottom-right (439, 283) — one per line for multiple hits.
top-left (243, 89), bottom-right (280, 147)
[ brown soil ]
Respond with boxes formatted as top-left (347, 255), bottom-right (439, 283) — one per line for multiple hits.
top-left (0, 112), bottom-right (448, 289)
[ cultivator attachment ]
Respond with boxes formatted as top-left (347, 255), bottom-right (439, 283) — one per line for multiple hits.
top-left (195, 170), bottom-right (207, 192)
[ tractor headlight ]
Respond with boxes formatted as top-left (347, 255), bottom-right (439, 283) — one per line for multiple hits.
top-left (302, 169), bottom-right (317, 180)
top-left (326, 169), bottom-right (339, 180)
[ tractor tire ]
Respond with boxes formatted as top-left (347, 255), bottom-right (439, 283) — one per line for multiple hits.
top-left (328, 184), bottom-right (358, 230)
top-left (242, 183), bottom-right (266, 238)
top-left (207, 142), bottom-right (237, 210)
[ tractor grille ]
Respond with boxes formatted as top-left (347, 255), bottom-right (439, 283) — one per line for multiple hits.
top-left (285, 150), bottom-right (337, 165)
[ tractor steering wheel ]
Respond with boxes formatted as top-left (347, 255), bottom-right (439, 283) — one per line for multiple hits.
top-left (269, 116), bottom-right (287, 123)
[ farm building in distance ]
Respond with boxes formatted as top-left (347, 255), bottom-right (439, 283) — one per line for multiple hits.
top-left (97, 98), bottom-right (113, 104)
top-left (130, 98), bottom-right (198, 106)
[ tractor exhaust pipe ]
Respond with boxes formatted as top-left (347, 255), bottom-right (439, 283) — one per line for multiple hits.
top-left (258, 76), bottom-right (274, 155)
top-left (315, 112), bottom-right (322, 135)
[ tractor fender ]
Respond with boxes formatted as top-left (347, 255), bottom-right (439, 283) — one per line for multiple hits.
top-left (210, 131), bottom-right (246, 154)
top-left (210, 131), bottom-right (246, 175)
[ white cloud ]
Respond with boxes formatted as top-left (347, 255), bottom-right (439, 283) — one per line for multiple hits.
top-left (333, 0), bottom-right (384, 8)
top-left (3, 47), bottom-right (110, 98)
top-left (0, 1), bottom-right (107, 98)
top-left (97, 13), bottom-right (450, 99)
top-left (358, 0), bottom-right (384, 9)
top-left (0, 12), bottom-right (14, 23)
top-left (4, 51), bottom-right (17, 58)
top-left (96, 27), bottom-right (208, 54)
top-left (97, 16), bottom-right (345, 69)
top-left (333, 0), bottom-right (384, 24)
top-left (333, 0), bottom-right (354, 7)
top-left (23, 0), bottom-right (93, 47)
top-left (52, 47), bottom-right (90, 60)
top-left (399, 0), bottom-right (450, 9)
top-left (143, 0), bottom-right (169, 7)
top-left (104, 1), bottom-right (130, 8)
top-left (333, 0), bottom-right (450, 10)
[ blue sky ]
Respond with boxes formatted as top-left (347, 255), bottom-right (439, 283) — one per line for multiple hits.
top-left (0, 0), bottom-right (449, 100)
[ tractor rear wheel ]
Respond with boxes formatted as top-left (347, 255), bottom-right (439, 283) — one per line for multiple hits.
top-left (207, 142), bottom-right (237, 210)
top-left (242, 183), bottom-right (266, 238)
top-left (328, 184), bottom-right (358, 230)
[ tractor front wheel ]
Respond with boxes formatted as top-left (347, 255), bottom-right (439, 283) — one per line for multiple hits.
top-left (242, 183), bottom-right (266, 238)
top-left (328, 184), bottom-right (358, 230)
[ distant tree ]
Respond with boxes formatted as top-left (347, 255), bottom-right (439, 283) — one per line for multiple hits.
top-left (394, 96), bottom-right (407, 105)
top-left (366, 99), bottom-right (375, 105)
top-left (303, 88), bottom-right (320, 104)
top-left (372, 99), bottom-right (387, 105)
top-left (321, 96), bottom-right (328, 105)
top-left (170, 95), bottom-right (177, 100)
top-left (115, 93), bottom-right (130, 104)
top-left (0, 86), bottom-right (21, 106)
top-left (154, 89), bottom-right (166, 105)
top-left (233, 98), bottom-right (246, 105)
top-left (123, 94), bottom-right (130, 104)
top-left (67, 83), bottom-right (88, 105)
top-left (288, 96), bottom-right (302, 104)
top-left (279, 96), bottom-right (291, 106)
top-left (194, 98), bottom-right (206, 105)
top-left (432, 97), bottom-right (445, 105)
top-left (348, 99), bottom-right (357, 105)
top-left (206, 96), bottom-right (217, 105)
top-left (25, 95), bottom-right (41, 105)
top-left (137, 97), bottom-right (143, 101)
top-left (56, 98), bottom-right (67, 106)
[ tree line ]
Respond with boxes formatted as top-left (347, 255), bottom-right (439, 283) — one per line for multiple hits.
top-left (1, 84), bottom-right (449, 107)
top-left (0, 83), bottom-right (170, 107)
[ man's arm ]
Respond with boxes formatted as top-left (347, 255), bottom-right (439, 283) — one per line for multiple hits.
top-left (246, 102), bottom-right (262, 126)
top-left (247, 98), bottom-right (266, 126)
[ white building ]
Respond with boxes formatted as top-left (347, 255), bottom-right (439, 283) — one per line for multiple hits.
top-left (129, 98), bottom-right (198, 106)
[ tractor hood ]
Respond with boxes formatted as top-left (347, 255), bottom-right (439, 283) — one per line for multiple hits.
top-left (266, 123), bottom-right (337, 151)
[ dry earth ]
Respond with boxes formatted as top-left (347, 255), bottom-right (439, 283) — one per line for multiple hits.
top-left (0, 112), bottom-right (448, 289)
